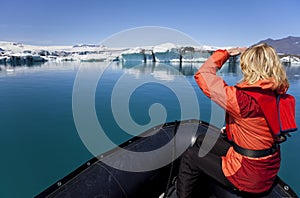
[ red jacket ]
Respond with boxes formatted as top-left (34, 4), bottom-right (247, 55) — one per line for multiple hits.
top-left (194, 49), bottom-right (281, 193)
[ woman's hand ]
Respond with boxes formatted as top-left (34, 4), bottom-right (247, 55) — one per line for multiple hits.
top-left (227, 47), bottom-right (247, 56)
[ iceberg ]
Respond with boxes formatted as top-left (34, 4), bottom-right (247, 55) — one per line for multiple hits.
top-left (121, 47), bottom-right (155, 63)
top-left (73, 53), bottom-right (108, 62)
top-left (153, 43), bottom-right (181, 62)
top-left (0, 41), bottom-right (123, 65)
top-left (2, 52), bottom-right (47, 65)
top-left (180, 46), bottom-right (211, 62)
top-left (280, 56), bottom-right (300, 65)
top-left (121, 47), bottom-right (147, 62)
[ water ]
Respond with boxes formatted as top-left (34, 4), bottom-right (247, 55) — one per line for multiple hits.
top-left (0, 61), bottom-right (299, 197)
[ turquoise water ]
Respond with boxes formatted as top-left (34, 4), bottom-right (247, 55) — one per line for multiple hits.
top-left (0, 61), bottom-right (299, 197)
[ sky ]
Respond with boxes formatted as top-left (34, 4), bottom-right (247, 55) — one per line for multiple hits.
top-left (1, 0), bottom-right (299, 47)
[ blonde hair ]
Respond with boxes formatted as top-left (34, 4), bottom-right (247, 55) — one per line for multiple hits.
top-left (240, 43), bottom-right (289, 92)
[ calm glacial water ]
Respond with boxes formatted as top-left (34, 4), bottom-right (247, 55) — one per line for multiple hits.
top-left (0, 61), bottom-right (299, 197)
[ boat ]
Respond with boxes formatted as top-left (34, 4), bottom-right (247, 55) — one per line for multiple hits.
top-left (35, 120), bottom-right (298, 198)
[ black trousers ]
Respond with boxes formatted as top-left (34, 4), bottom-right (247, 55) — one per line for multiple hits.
top-left (176, 134), bottom-right (235, 198)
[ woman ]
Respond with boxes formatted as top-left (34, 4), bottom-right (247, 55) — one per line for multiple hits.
top-left (176, 43), bottom-right (296, 197)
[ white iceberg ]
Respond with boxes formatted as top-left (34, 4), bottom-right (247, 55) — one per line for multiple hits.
top-left (280, 56), bottom-right (300, 64)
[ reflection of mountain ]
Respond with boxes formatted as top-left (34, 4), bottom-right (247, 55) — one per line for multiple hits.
top-left (121, 62), bottom-right (198, 79)
top-left (178, 63), bottom-right (198, 76)
top-left (227, 62), bottom-right (237, 73)
top-left (285, 65), bottom-right (300, 81)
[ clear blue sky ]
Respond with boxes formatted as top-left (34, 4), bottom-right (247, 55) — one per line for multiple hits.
top-left (1, 0), bottom-right (299, 47)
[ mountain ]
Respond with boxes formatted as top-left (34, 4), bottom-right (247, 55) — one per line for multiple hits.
top-left (257, 36), bottom-right (300, 55)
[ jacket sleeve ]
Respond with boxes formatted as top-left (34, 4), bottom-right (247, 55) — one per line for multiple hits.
top-left (194, 50), bottom-right (240, 117)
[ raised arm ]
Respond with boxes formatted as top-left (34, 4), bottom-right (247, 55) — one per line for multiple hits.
top-left (194, 48), bottom-right (245, 117)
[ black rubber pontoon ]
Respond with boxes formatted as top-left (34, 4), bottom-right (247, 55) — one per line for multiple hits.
top-left (35, 120), bottom-right (298, 198)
